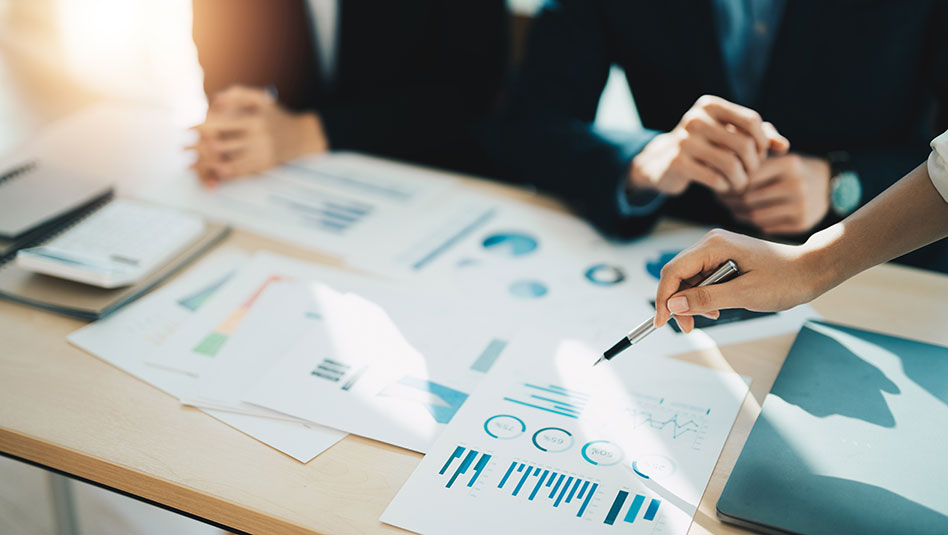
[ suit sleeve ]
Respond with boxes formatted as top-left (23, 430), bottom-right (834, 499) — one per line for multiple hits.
top-left (835, 1), bottom-right (948, 223)
top-left (318, 0), bottom-right (508, 171)
top-left (488, 0), bottom-right (662, 238)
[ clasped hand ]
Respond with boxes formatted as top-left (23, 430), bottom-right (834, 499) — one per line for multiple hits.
top-left (629, 95), bottom-right (831, 236)
top-left (188, 86), bottom-right (329, 187)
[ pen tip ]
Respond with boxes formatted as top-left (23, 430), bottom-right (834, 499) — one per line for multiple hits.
top-left (593, 355), bottom-right (606, 367)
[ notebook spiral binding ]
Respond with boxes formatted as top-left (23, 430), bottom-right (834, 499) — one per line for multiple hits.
top-left (0, 189), bottom-right (115, 266)
top-left (0, 161), bottom-right (38, 186)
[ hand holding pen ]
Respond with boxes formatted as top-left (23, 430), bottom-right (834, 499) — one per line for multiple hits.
top-left (596, 228), bottom-right (822, 365)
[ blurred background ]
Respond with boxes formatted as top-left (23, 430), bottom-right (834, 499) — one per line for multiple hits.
top-left (0, 1), bottom-right (636, 532)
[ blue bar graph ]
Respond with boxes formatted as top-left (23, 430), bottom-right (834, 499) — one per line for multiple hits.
top-left (624, 494), bottom-right (645, 523)
top-left (548, 474), bottom-right (565, 498)
top-left (604, 491), bottom-right (628, 525)
top-left (496, 463), bottom-right (598, 519)
top-left (438, 446), bottom-right (492, 489)
top-left (644, 499), bottom-right (661, 521)
top-left (577, 483), bottom-right (598, 518)
top-left (528, 470), bottom-right (549, 500)
top-left (553, 476), bottom-right (574, 507)
top-left (602, 490), bottom-right (662, 526)
top-left (498, 461), bottom-right (517, 488)
top-left (503, 383), bottom-right (590, 419)
top-left (469, 452), bottom-right (491, 488)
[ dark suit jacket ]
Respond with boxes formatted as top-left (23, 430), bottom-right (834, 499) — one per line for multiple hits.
top-left (490, 0), bottom-right (948, 270)
top-left (192, 0), bottom-right (508, 174)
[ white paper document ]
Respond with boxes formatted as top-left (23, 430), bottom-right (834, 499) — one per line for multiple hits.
top-left (372, 207), bottom-right (818, 351)
top-left (139, 152), bottom-right (496, 269)
top-left (381, 330), bottom-right (750, 535)
top-left (67, 251), bottom-right (346, 463)
top-left (149, 251), bottom-right (511, 453)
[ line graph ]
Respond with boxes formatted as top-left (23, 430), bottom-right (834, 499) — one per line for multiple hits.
top-left (629, 410), bottom-right (700, 439)
top-left (626, 393), bottom-right (711, 450)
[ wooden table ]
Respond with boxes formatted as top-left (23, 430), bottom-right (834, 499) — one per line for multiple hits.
top-left (2, 173), bottom-right (947, 534)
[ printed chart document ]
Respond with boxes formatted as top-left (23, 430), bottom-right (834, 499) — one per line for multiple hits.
top-left (139, 152), bottom-right (495, 269)
top-left (149, 251), bottom-right (512, 453)
top-left (385, 209), bottom-right (818, 352)
top-left (67, 251), bottom-right (345, 463)
top-left (381, 330), bottom-right (750, 535)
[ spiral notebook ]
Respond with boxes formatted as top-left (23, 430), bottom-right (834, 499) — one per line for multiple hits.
top-left (0, 161), bottom-right (230, 320)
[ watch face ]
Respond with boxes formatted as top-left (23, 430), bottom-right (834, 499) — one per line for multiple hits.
top-left (831, 171), bottom-right (862, 216)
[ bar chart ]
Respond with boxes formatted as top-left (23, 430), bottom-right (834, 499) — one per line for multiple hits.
top-left (503, 383), bottom-right (590, 419)
top-left (192, 275), bottom-right (286, 357)
top-left (496, 461), bottom-right (599, 519)
top-left (603, 490), bottom-right (662, 526)
top-left (439, 446), bottom-right (492, 489)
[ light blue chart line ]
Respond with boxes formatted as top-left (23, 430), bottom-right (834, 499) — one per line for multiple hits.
top-left (503, 398), bottom-right (578, 419)
top-left (470, 339), bottom-right (508, 373)
top-left (577, 483), bottom-right (598, 518)
top-left (498, 461), bottom-right (518, 488)
top-left (624, 494), bottom-right (646, 523)
top-left (545, 472), bottom-right (558, 487)
top-left (528, 470), bottom-right (550, 500)
top-left (644, 499), bottom-right (661, 521)
top-left (524, 384), bottom-right (588, 402)
top-left (529, 395), bottom-right (583, 410)
top-left (468, 454), bottom-right (491, 487)
top-left (411, 208), bottom-right (497, 271)
top-left (545, 384), bottom-right (591, 399)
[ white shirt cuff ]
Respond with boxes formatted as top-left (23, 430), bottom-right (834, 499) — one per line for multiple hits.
top-left (927, 130), bottom-right (948, 204)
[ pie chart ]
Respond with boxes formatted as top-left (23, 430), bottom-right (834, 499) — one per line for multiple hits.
top-left (645, 250), bottom-right (681, 280)
top-left (482, 232), bottom-right (538, 257)
top-left (508, 279), bottom-right (548, 299)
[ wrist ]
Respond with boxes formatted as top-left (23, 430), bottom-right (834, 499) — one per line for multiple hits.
top-left (800, 224), bottom-right (847, 298)
top-left (294, 112), bottom-right (329, 157)
top-left (628, 152), bottom-right (656, 192)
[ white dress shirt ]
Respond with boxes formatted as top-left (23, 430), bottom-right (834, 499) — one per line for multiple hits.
top-left (927, 130), bottom-right (948, 204)
top-left (307, 0), bottom-right (339, 82)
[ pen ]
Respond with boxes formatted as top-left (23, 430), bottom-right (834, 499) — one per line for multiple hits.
top-left (594, 260), bottom-right (739, 366)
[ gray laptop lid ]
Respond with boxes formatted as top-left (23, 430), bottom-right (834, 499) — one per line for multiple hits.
top-left (717, 320), bottom-right (948, 535)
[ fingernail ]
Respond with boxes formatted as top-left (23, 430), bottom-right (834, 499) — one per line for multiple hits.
top-left (668, 296), bottom-right (689, 314)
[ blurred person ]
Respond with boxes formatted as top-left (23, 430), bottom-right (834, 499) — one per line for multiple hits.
top-left (489, 0), bottom-right (948, 272)
top-left (189, 0), bottom-right (507, 185)
top-left (653, 130), bottom-right (948, 333)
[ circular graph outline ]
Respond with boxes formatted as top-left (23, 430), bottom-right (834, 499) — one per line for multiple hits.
top-left (584, 264), bottom-right (626, 286)
top-left (580, 440), bottom-right (624, 466)
top-left (530, 426), bottom-right (574, 453)
top-left (483, 414), bottom-right (526, 439)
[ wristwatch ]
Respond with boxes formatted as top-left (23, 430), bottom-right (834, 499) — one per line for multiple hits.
top-left (827, 151), bottom-right (862, 217)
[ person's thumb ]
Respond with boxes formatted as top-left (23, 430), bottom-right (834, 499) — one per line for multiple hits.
top-left (666, 282), bottom-right (737, 316)
top-left (762, 121), bottom-right (790, 155)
